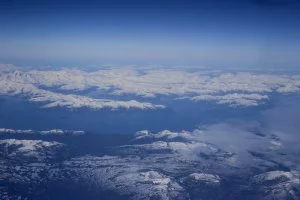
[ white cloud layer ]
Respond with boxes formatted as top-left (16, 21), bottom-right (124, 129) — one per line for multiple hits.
top-left (133, 125), bottom-right (279, 167)
top-left (0, 67), bottom-right (164, 110)
top-left (1, 65), bottom-right (300, 108)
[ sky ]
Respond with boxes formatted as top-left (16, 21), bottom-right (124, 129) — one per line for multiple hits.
top-left (0, 0), bottom-right (300, 68)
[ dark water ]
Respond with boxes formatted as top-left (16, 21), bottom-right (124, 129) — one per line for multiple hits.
top-left (0, 96), bottom-right (266, 134)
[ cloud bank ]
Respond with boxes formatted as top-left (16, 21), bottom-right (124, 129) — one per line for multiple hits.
top-left (1, 65), bottom-right (300, 109)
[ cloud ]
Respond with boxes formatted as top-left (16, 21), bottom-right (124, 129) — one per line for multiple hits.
top-left (1, 66), bottom-right (300, 108)
top-left (29, 90), bottom-right (165, 110)
top-left (190, 93), bottom-right (269, 107)
top-left (133, 125), bottom-right (275, 167)
top-left (133, 117), bottom-right (300, 171)
top-left (0, 68), bottom-right (164, 110)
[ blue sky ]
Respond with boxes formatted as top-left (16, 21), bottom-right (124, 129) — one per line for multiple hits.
top-left (0, 0), bottom-right (300, 68)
